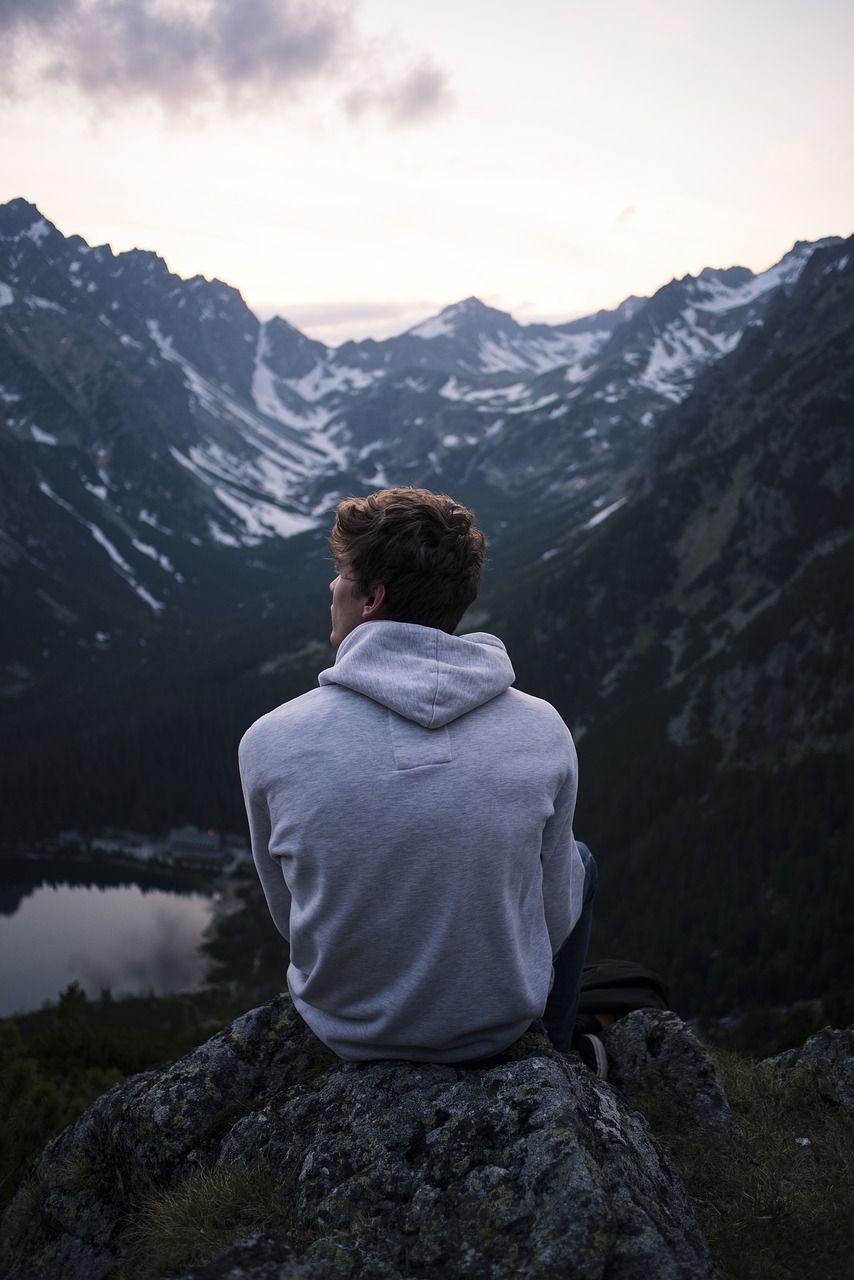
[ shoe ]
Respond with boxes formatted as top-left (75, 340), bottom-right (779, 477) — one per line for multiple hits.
top-left (574, 1032), bottom-right (608, 1080)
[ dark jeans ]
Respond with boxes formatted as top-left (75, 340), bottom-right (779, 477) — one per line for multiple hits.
top-left (542, 841), bottom-right (597, 1052)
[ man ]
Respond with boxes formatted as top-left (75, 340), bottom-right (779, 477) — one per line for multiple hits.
top-left (239, 487), bottom-right (603, 1071)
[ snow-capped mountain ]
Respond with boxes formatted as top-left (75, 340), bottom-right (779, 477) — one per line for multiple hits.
top-left (0, 196), bottom-right (848, 691)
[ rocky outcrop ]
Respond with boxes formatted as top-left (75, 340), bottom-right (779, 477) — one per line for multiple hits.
top-left (602, 1009), bottom-right (732, 1130)
top-left (0, 997), bottom-right (724, 1279)
top-left (762, 1025), bottom-right (854, 1114)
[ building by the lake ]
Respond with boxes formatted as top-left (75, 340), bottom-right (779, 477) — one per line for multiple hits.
top-left (167, 826), bottom-right (230, 870)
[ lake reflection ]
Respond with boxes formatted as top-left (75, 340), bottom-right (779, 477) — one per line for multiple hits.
top-left (0, 877), bottom-right (215, 1017)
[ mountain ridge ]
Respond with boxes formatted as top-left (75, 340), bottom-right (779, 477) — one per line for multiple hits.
top-left (2, 195), bottom-right (849, 704)
top-left (2, 195), bottom-right (849, 706)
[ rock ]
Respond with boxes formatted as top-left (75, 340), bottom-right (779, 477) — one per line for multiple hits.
top-left (762, 1024), bottom-right (854, 1113)
top-left (173, 1233), bottom-right (403, 1280)
top-left (172, 1235), bottom-right (337, 1279)
top-left (602, 1009), bottom-right (732, 1130)
top-left (0, 997), bottom-right (722, 1280)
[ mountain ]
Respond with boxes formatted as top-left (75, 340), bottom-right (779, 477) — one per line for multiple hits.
top-left (2, 197), bottom-right (852, 1019)
top-left (1, 198), bottom-right (840, 683)
top-left (492, 238), bottom-right (854, 1016)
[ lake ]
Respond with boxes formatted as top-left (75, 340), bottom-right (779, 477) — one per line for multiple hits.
top-left (0, 854), bottom-right (217, 1017)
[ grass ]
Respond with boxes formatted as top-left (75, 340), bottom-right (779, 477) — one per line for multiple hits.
top-left (119, 1164), bottom-right (312, 1280)
top-left (638, 1048), bottom-right (854, 1280)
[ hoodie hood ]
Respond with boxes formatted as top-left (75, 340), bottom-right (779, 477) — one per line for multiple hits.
top-left (318, 621), bottom-right (515, 728)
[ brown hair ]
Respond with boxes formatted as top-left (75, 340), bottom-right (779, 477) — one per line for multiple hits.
top-left (328, 487), bottom-right (486, 633)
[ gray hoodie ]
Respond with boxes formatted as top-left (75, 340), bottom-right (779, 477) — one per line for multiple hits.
top-left (238, 621), bottom-right (584, 1061)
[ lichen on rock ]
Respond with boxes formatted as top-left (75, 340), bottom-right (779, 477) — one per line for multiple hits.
top-left (762, 1024), bottom-right (854, 1114)
top-left (0, 997), bottom-right (724, 1279)
top-left (602, 1009), bottom-right (733, 1130)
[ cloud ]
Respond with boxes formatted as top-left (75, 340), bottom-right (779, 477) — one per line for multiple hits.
top-left (345, 60), bottom-right (451, 125)
top-left (0, 0), bottom-right (450, 125)
top-left (0, 0), bottom-right (74, 33)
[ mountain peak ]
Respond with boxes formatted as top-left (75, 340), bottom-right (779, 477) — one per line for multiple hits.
top-left (407, 296), bottom-right (515, 342)
top-left (447, 295), bottom-right (489, 313)
top-left (0, 198), bottom-right (61, 245)
top-left (442, 296), bottom-right (513, 323)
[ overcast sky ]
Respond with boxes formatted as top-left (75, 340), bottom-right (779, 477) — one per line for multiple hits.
top-left (1, 0), bottom-right (852, 345)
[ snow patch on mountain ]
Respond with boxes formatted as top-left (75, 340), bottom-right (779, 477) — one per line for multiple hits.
top-left (146, 319), bottom-right (176, 359)
top-left (87, 523), bottom-right (164, 611)
top-left (252, 351), bottom-right (294, 421)
top-left (631, 257), bottom-right (821, 401)
top-left (27, 295), bottom-right (66, 313)
top-left (640, 321), bottom-right (740, 401)
top-left (508, 392), bottom-right (560, 416)
top-left (410, 313), bottom-right (455, 340)
top-left (211, 486), bottom-right (317, 541)
top-left (438, 376), bottom-right (468, 402)
top-left (131, 539), bottom-right (183, 581)
top-left (688, 253), bottom-right (808, 314)
top-left (477, 329), bottom-right (609, 376)
top-left (144, 319), bottom-right (344, 534)
top-left (138, 509), bottom-right (173, 535)
top-left (30, 425), bottom-right (58, 444)
top-left (38, 481), bottom-right (165, 612)
top-left (251, 336), bottom-right (345, 458)
top-left (283, 360), bottom-right (383, 402)
top-left (24, 218), bottom-right (50, 246)
top-left (583, 497), bottom-right (628, 529)
top-left (207, 520), bottom-right (242, 547)
top-left (168, 445), bottom-right (320, 543)
top-left (439, 377), bottom-right (535, 406)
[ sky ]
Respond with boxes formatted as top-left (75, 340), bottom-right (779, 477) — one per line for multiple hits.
top-left (1, 0), bottom-right (852, 346)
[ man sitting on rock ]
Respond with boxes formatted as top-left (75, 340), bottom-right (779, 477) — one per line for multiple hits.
top-left (239, 486), bottom-right (604, 1074)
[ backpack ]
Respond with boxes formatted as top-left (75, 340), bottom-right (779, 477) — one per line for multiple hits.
top-left (578, 959), bottom-right (670, 1017)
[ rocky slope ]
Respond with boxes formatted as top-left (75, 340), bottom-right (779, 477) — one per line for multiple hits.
top-left (499, 238), bottom-right (854, 765)
top-left (0, 998), bottom-right (727, 1280)
top-left (486, 239), bottom-right (854, 1017)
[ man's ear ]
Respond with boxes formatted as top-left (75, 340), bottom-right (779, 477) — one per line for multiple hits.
top-left (361, 582), bottom-right (386, 621)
